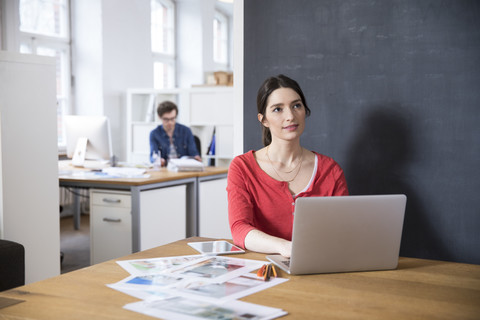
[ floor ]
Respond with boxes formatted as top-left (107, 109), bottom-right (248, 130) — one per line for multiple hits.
top-left (60, 214), bottom-right (90, 274)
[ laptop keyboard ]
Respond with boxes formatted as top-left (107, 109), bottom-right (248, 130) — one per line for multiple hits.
top-left (281, 259), bottom-right (290, 267)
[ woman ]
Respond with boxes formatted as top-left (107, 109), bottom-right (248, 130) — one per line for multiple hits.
top-left (227, 74), bottom-right (349, 257)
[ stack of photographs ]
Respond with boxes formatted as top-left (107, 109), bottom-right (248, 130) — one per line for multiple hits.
top-left (109, 255), bottom-right (289, 320)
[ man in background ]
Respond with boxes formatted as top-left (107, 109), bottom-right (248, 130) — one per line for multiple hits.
top-left (149, 101), bottom-right (201, 166)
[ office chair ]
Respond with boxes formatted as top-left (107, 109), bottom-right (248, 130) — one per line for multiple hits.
top-left (0, 239), bottom-right (25, 291)
top-left (194, 135), bottom-right (201, 156)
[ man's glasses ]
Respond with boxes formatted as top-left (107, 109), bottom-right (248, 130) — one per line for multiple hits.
top-left (161, 116), bottom-right (176, 123)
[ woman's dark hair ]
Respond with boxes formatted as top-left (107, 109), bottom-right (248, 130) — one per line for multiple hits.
top-left (256, 74), bottom-right (311, 146)
top-left (157, 100), bottom-right (178, 118)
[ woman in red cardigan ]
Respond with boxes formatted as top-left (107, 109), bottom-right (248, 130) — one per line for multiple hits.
top-left (227, 74), bottom-right (349, 257)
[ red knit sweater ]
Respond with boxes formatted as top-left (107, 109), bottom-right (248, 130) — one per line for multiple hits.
top-left (227, 150), bottom-right (349, 248)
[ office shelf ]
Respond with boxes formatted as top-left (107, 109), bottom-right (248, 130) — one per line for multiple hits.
top-left (126, 87), bottom-right (234, 166)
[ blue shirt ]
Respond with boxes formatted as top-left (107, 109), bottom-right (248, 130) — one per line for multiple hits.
top-left (149, 123), bottom-right (199, 163)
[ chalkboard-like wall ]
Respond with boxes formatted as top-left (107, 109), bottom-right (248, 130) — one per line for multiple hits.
top-left (243, 0), bottom-right (480, 264)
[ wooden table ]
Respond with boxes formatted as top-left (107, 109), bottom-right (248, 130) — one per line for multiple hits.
top-left (1, 237), bottom-right (479, 319)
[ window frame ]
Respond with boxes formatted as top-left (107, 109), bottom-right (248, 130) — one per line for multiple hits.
top-left (151, 0), bottom-right (176, 89)
top-left (12, 0), bottom-right (73, 148)
top-left (213, 8), bottom-right (229, 69)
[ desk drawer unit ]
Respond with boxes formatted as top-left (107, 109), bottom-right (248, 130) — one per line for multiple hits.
top-left (199, 177), bottom-right (231, 238)
top-left (139, 184), bottom-right (187, 250)
top-left (90, 189), bottom-right (132, 264)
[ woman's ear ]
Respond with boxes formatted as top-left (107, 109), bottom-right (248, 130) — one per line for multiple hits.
top-left (258, 113), bottom-right (268, 127)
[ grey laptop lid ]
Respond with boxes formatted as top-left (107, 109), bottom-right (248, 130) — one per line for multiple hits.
top-left (267, 194), bottom-right (406, 275)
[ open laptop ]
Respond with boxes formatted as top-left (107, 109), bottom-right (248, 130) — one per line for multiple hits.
top-left (267, 194), bottom-right (407, 275)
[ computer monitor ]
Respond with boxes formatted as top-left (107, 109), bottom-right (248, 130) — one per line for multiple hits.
top-left (64, 115), bottom-right (113, 166)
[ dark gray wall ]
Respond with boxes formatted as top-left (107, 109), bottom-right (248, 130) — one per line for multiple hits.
top-left (244, 0), bottom-right (480, 264)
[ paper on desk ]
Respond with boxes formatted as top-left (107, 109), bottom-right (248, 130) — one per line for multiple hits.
top-left (58, 171), bottom-right (117, 179)
top-left (109, 272), bottom-right (287, 304)
top-left (110, 273), bottom-right (185, 291)
top-left (167, 158), bottom-right (204, 172)
top-left (164, 255), bottom-right (266, 283)
top-left (172, 273), bottom-right (288, 303)
top-left (108, 283), bottom-right (175, 301)
top-left (59, 169), bottom-right (150, 179)
top-left (117, 255), bottom-right (266, 283)
top-left (117, 161), bottom-right (154, 169)
top-left (102, 167), bottom-right (148, 178)
top-left (124, 296), bottom-right (288, 320)
top-left (113, 254), bottom-right (289, 319)
top-left (116, 255), bottom-right (204, 276)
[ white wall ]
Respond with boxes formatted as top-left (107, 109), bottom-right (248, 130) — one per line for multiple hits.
top-left (176, 0), bottom-right (205, 88)
top-left (0, 0), bottom-right (20, 51)
top-left (102, 0), bottom-right (153, 161)
top-left (71, 0), bottom-right (103, 116)
top-left (72, 0), bottom-right (153, 160)
top-left (233, 0), bottom-right (244, 155)
top-left (177, 0), bottom-right (233, 88)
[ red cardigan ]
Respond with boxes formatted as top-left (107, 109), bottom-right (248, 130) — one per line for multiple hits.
top-left (227, 150), bottom-right (349, 248)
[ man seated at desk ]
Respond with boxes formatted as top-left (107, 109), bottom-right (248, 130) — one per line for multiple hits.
top-left (149, 100), bottom-right (201, 166)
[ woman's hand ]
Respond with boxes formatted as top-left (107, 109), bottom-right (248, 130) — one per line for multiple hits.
top-left (277, 240), bottom-right (292, 258)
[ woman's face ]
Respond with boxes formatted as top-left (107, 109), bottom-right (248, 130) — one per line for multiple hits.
top-left (259, 87), bottom-right (306, 143)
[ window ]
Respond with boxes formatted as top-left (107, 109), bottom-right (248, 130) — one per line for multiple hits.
top-left (19, 0), bottom-right (69, 37)
top-left (19, 0), bottom-right (71, 147)
top-left (213, 10), bottom-right (228, 66)
top-left (151, 0), bottom-right (175, 89)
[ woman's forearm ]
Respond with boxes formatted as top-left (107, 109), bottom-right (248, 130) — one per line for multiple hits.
top-left (244, 229), bottom-right (292, 257)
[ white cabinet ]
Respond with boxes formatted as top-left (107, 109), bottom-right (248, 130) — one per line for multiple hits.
top-left (90, 189), bottom-right (132, 264)
top-left (0, 52), bottom-right (60, 283)
top-left (138, 185), bottom-right (187, 250)
top-left (89, 185), bottom-right (187, 263)
top-left (126, 87), bottom-right (234, 166)
top-left (198, 177), bottom-right (231, 239)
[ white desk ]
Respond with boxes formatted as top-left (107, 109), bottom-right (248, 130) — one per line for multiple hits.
top-left (59, 163), bottom-right (228, 262)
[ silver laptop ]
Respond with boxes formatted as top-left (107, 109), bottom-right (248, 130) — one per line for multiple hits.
top-left (267, 194), bottom-right (407, 275)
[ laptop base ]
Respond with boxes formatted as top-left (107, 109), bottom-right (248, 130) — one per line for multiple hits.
top-left (267, 255), bottom-right (291, 274)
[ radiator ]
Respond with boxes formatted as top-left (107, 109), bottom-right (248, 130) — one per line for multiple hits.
top-left (59, 187), bottom-right (90, 215)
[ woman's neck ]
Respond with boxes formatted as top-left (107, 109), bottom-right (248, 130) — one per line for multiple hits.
top-left (267, 140), bottom-right (303, 166)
